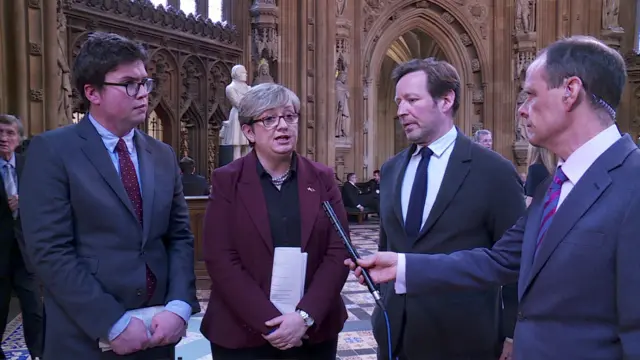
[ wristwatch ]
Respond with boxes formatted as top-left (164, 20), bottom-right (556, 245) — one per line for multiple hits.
top-left (296, 309), bottom-right (315, 327)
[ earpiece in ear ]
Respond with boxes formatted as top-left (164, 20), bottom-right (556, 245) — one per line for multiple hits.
top-left (563, 88), bottom-right (571, 100)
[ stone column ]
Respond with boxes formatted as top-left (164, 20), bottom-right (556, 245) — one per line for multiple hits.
top-left (44, 0), bottom-right (58, 130)
top-left (512, 0), bottom-right (538, 168)
top-left (334, 0), bottom-right (353, 171)
top-left (494, 0), bottom-right (516, 162)
top-left (600, 0), bottom-right (624, 50)
top-left (10, 1), bottom-right (29, 130)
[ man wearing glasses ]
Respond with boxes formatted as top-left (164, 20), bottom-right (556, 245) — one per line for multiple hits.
top-left (20, 32), bottom-right (199, 359)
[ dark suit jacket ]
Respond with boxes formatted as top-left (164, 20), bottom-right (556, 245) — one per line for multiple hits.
top-left (19, 118), bottom-right (199, 358)
top-left (375, 132), bottom-right (525, 359)
top-left (404, 134), bottom-right (640, 359)
top-left (181, 173), bottom-right (210, 196)
top-left (200, 151), bottom-right (349, 348)
top-left (0, 153), bottom-right (24, 276)
top-left (341, 182), bottom-right (361, 209)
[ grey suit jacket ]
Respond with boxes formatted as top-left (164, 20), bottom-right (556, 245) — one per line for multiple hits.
top-left (374, 131), bottom-right (525, 359)
top-left (19, 118), bottom-right (199, 358)
top-left (405, 134), bottom-right (640, 359)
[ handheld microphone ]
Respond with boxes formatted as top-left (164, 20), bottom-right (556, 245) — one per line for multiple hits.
top-left (321, 201), bottom-right (382, 306)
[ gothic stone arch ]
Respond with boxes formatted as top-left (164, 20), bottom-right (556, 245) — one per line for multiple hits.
top-left (64, 0), bottom-right (241, 178)
top-left (362, 0), bottom-right (489, 170)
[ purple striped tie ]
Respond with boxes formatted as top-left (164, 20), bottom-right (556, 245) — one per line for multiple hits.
top-left (535, 167), bottom-right (568, 255)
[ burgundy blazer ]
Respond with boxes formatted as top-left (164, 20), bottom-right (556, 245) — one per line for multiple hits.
top-left (200, 151), bottom-right (350, 349)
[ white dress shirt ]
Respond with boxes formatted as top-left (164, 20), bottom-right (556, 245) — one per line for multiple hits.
top-left (395, 124), bottom-right (622, 294)
top-left (394, 125), bottom-right (457, 294)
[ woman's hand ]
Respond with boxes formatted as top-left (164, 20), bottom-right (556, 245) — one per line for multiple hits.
top-left (262, 313), bottom-right (308, 350)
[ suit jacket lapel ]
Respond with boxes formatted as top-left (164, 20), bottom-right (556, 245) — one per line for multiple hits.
top-left (392, 146), bottom-right (413, 237)
top-left (417, 133), bottom-right (471, 242)
top-left (296, 156), bottom-right (320, 251)
top-left (522, 135), bottom-right (636, 295)
top-left (135, 131), bottom-right (154, 246)
top-left (238, 152), bottom-right (274, 254)
top-left (76, 117), bottom-right (138, 222)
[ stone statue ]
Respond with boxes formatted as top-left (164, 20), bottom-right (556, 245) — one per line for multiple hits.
top-left (57, 9), bottom-right (72, 126)
top-left (514, 91), bottom-right (528, 142)
top-left (222, 65), bottom-right (251, 159)
top-left (335, 70), bottom-right (351, 138)
top-left (336, 0), bottom-right (347, 16)
top-left (253, 59), bottom-right (274, 85)
top-left (516, 0), bottom-right (535, 33)
top-left (602, 0), bottom-right (620, 30)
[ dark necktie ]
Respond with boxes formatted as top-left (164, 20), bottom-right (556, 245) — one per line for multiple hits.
top-left (405, 147), bottom-right (433, 239)
top-left (115, 139), bottom-right (156, 302)
top-left (3, 163), bottom-right (17, 219)
top-left (535, 167), bottom-right (568, 256)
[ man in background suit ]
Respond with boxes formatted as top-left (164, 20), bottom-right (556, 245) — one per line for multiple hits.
top-left (371, 58), bottom-right (524, 360)
top-left (20, 32), bottom-right (199, 359)
top-left (179, 156), bottom-right (210, 196)
top-left (0, 114), bottom-right (43, 360)
top-left (347, 36), bottom-right (639, 360)
top-left (341, 173), bottom-right (379, 214)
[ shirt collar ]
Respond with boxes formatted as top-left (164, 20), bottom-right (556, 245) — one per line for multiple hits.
top-left (558, 124), bottom-right (621, 185)
top-left (412, 125), bottom-right (457, 158)
top-left (257, 151), bottom-right (298, 178)
top-left (0, 153), bottom-right (15, 168)
top-left (88, 114), bottom-right (136, 154)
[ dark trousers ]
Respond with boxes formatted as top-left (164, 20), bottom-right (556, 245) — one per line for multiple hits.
top-left (0, 245), bottom-right (44, 359)
top-left (211, 338), bottom-right (338, 360)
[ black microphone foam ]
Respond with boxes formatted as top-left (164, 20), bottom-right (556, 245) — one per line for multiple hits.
top-left (322, 201), bottom-right (382, 305)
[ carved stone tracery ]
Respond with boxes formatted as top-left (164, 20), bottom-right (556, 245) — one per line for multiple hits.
top-left (65, 0), bottom-right (240, 178)
top-left (251, 0), bottom-right (279, 83)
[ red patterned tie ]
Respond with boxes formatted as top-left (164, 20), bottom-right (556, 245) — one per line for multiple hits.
top-left (115, 139), bottom-right (156, 302)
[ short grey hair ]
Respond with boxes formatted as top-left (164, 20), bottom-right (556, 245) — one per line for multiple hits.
top-left (237, 83), bottom-right (301, 126)
top-left (473, 129), bottom-right (491, 142)
top-left (0, 114), bottom-right (25, 138)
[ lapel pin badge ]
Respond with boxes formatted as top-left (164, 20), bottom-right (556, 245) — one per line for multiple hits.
top-left (307, 187), bottom-right (315, 192)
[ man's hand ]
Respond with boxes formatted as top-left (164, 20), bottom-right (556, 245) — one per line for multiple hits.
top-left (263, 313), bottom-right (308, 350)
top-left (110, 317), bottom-right (149, 355)
top-left (148, 311), bottom-right (187, 348)
top-left (344, 252), bottom-right (399, 284)
top-left (8, 195), bottom-right (18, 212)
top-left (499, 338), bottom-right (513, 360)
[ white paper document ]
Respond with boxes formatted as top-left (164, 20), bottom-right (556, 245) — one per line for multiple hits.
top-left (98, 305), bottom-right (165, 352)
top-left (269, 247), bottom-right (308, 314)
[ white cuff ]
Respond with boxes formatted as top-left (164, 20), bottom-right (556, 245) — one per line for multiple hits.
top-left (394, 253), bottom-right (407, 294)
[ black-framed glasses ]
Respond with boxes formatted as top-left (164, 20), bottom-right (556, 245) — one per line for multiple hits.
top-left (251, 113), bottom-right (299, 129)
top-left (102, 78), bottom-right (154, 97)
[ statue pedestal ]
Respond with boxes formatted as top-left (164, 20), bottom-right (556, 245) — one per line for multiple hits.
top-left (512, 141), bottom-right (529, 167)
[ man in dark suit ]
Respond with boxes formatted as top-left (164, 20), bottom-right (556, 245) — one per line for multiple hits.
top-left (0, 114), bottom-right (43, 360)
top-left (347, 36), bottom-right (638, 360)
top-left (20, 32), bottom-right (199, 359)
top-left (341, 173), bottom-right (378, 214)
top-left (368, 58), bottom-right (524, 360)
top-left (179, 156), bottom-right (210, 196)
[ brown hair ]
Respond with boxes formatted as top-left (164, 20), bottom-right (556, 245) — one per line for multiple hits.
top-left (527, 145), bottom-right (557, 175)
top-left (391, 57), bottom-right (461, 116)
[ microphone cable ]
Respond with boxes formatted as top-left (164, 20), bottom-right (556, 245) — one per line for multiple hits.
top-left (322, 201), bottom-right (395, 360)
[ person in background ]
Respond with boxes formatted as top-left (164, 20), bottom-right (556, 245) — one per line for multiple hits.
top-left (200, 83), bottom-right (349, 360)
top-left (341, 172), bottom-right (379, 215)
top-left (0, 114), bottom-right (43, 360)
top-left (20, 32), bottom-right (199, 359)
top-left (524, 145), bottom-right (557, 206)
top-left (473, 129), bottom-right (493, 149)
top-left (179, 156), bottom-right (210, 196)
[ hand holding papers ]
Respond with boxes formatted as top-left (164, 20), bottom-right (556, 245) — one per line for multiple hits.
top-left (269, 247), bottom-right (308, 314)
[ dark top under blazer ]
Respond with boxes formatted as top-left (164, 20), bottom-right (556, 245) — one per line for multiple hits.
top-left (200, 151), bottom-right (350, 349)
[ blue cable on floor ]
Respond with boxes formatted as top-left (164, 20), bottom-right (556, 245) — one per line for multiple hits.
top-left (381, 306), bottom-right (395, 360)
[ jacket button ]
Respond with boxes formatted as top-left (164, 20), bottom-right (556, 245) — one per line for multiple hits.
top-left (517, 311), bottom-right (525, 321)
top-left (137, 289), bottom-right (142, 296)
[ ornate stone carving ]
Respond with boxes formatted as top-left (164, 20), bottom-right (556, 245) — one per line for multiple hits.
top-left (515, 0), bottom-right (536, 33)
top-left (253, 59), bottom-right (275, 85)
top-left (30, 43), bottom-right (42, 56)
top-left (68, 0), bottom-right (238, 45)
top-left (459, 33), bottom-right (472, 46)
top-left (471, 59), bottom-right (480, 72)
top-left (472, 88), bottom-right (484, 104)
top-left (252, 27), bottom-right (279, 61)
top-left (28, 0), bottom-right (41, 9)
top-left (602, 0), bottom-right (620, 30)
top-left (250, 0), bottom-right (279, 82)
top-left (222, 65), bottom-right (251, 157)
top-left (441, 12), bottom-right (455, 24)
top-left (30, 89), bottom-right (44, 102)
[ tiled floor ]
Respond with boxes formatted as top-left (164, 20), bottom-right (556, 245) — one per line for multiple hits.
top-left (1, 224), bottom-right (381, 360)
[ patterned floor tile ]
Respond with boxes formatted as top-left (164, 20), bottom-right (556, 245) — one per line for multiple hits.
top-left (2, 227), bottom-right (381, 360)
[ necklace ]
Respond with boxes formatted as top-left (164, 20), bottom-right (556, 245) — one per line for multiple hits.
top-left (271, 168), bottom-right (291, 188)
